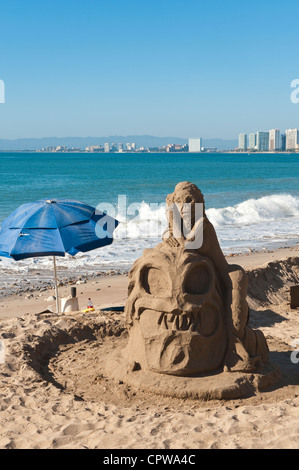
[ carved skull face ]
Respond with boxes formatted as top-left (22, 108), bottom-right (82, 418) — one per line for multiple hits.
top-left (125, 244), bottom-right (228, 376)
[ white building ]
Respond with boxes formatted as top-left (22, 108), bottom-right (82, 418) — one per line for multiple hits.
top-left (104, 142), bottom-right (110, 153)
top-left (248, 133), bottom-right (257, 150)
top-left (269, 129), bottom-right (280, 151)
top-left (238, 133), bottom-right (247, 150)
top-left (189, 138), bottom-right (202, 152)
top-left (285, 129), bottom-right (299, 150)
top-left (85, 145), bottom-right (102, 152)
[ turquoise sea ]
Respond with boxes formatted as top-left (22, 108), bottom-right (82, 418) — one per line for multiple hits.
top-left (0, 152), bottom-right (298, 278)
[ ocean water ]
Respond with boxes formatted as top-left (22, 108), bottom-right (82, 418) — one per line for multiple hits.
top-left (0, 152), bottom-right (298, 282)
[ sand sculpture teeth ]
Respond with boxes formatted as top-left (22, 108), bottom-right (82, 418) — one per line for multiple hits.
top-left (157, 312), bottom-right (199, 331)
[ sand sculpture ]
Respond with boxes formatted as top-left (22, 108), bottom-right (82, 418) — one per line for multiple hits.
top-left (108, 182), bottom-right (279, 399)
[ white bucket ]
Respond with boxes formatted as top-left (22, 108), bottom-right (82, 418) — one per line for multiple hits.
top-left (61, 296), bottom-right (79, 313)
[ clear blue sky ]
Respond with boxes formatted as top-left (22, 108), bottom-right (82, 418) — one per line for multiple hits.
top-left (1, 0), bottom-right (299, 140)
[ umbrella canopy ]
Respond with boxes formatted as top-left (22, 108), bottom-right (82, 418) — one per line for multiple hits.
top-left (0, 199), bottom-right (118, 260)
top-left (0, 199), bottom-right (119, 312)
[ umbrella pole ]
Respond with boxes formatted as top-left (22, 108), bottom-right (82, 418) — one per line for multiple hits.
top-left (53, 256), bottom-right (60, 313)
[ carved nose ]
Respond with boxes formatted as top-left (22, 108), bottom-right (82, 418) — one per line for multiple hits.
top-left (176, 297), bottom-right (198, 315)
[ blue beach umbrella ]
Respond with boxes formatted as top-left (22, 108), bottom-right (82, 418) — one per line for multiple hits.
top-left (0, 199), bottom-right (119, 313)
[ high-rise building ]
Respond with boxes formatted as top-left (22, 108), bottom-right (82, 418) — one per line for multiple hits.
top-left (118, 143), bottom-right (123, 152)
top-left (248, 133), bottom-right (257, 150)
top-left (269, 129), bottom-right (281, 151)
top-left (189, 138), bottom-right (202, 152)
top-left (285, 129), bottom-right (299, 150)
top-left (238, 133), bottom-right (247, 150)
top-left (256, 132), bottom-right (269, 151)
top-left (104, 142), bottom-right (110, 153)
top-left (281, 134), bottom-right (286, 151)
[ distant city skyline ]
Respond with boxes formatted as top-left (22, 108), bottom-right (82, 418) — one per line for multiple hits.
top-left (1, 1), bottom-right (299, 140)
top-left (2, 128), bottom-right (299, 152)
top-left (0, 134), bottom-right (237, 152)
top-left (238, 127), bottom-right (299, 151)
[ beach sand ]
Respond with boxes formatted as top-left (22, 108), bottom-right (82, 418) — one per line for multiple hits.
top-left (0, 245), bottom-right (299, 449)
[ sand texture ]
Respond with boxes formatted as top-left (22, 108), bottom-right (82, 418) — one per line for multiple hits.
top-left (0, 249), bottom-right (299, 449)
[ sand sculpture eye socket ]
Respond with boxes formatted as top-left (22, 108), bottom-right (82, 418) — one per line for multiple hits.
top-left (142, 267), bottom-right (171, 297)
top-left (183, 263), bottom-right (211, 295)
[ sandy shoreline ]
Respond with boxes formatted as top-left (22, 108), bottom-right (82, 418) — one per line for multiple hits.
top-left (0, 271), bottom-right (129, 320)
top-left (1, 245), bottom-right (298, 321)
top-left (0, 244), bottom-right (299, 449)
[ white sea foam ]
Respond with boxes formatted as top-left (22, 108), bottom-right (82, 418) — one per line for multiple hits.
top-left (114, 201), bottom-right (167, 240)
top-left (0, 194), bottom-right (298, 279)
top-left (206, 194), bottom-right (299, 227)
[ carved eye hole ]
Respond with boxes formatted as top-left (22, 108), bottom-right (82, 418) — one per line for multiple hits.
top-left (184, 264), bottom-right (210, 295)
top-left (142, 267), bottom-right (171, 296)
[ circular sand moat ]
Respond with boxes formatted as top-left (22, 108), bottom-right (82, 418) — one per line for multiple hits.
top-left (18, 310), bottom-right (293, 405)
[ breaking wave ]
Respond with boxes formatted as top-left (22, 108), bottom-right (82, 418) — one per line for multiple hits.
top-left (0, 194), bottom-right (298, 277)
top-left (206, 194), bottom-right (299, 228)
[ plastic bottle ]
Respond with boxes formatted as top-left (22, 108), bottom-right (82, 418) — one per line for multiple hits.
top-left (87, 298), bottom-right (94, 310)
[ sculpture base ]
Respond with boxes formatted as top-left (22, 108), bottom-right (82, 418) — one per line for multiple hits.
top-left (106, 348), bottom-right (280, 400)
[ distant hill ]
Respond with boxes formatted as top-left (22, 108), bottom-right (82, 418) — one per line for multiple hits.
top-left (0, 135), bottom-right (238, 151)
